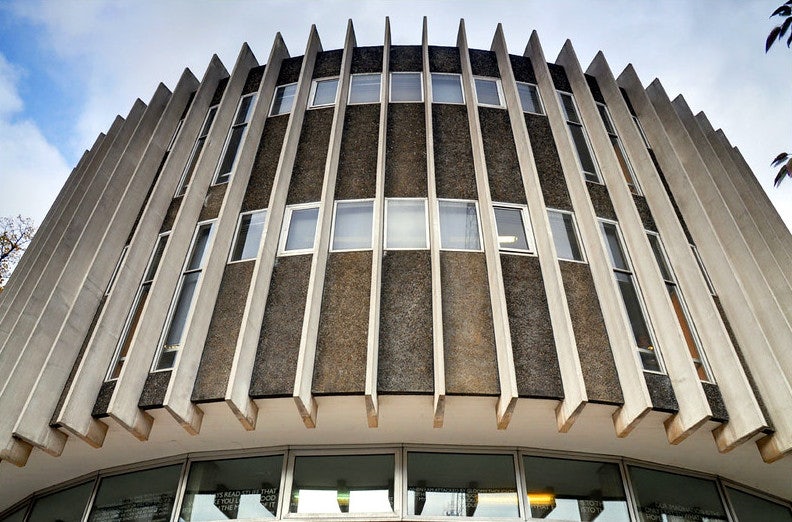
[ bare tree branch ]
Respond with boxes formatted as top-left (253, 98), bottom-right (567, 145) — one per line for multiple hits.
top-left (0, 215), bottom-right (37, 292)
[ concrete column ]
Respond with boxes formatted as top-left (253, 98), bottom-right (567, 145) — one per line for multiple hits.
top-left (107, 45), bottom-right (257, 441)
top-left (491, 24), bottom-right (587, 433)
top-left (587, 54), bottom-right (765, 452)
top-left (57, 60), bottom-right (226, 448)
top-left (525, 33), bottom-right (652, 438)
top-left (225, 28), bottom-right (321, 430)
top-left (619, 66), bottom-right (792, 462)
top-left (163, 38), bottom-right (288, 435)
top-left (456, 20), bottom-right (519, 429)
top-left (292, 21), bottom-right (356, 429)
top-left (364, 17), bottom-right (391, 428)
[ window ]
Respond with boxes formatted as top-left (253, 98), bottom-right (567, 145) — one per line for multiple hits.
top-left (474, 77), bottom-right (504, 107)
top-left (106, 233), bottom-right (169, 381)
top-left (87, 465), bottom-right (183, 522)
top-left (629, 466), bottom-right (728, 521)
top-left (438, 200), bottom-right (481, 251)
top-left (493, 204), bottom-right (533, 253)
top-left (725, 486), bottom-right (792, 521)
top-left (215, 93), bottom-right (257, 184)
top-left (28, 481), bottom-right (94, 522)
top-left (691, 244), bottom-right (716, 295)
top-left (431, 73), bottom-right (464, 104)
top-left (331, 200), bottom-right (374, 251)
top-left (288, 454), bottom-right (395, 515)
top-left (558, 91), bottom-right (600, 183)
top-left (105, 245), bottom-right (129, 296)
top-left (407, 452), bottom-right (519, 518)
top-left (180, 455), bottom-right (284, 521)
top-left (632, 114), bottom-right (651, 149)
top-left (596, 102), bottom-right (640, 194)
top-left (349, 73), bottom-right (381, 104)
top-left (523, 456), bottom-right (630, 521)
top-left (230, 209), bottom-right (267, 262)
top-left (176, 104), bottom-right (219, 196)
top-left (167, 116), bottom-right (185, 152)
top-left (600, 220), bottom-right (663, 373)
top-left (309, 78), bottom-right (339, 108)
top-left (155, 222), bottom-right (214, 371)
top-left (385, 198), bottom-right (428, 250)
top-left (280, 204), bottom-right (320, 255)
top-left (516, 82), bottom-right (543, 114)
top-left (271, 83), bottom-right (297, 116)
top-left (390, 72), bottom-right (423, 102)
top-left (547, 209), bottom-right (584, 262)
top-left (648, 232), bottom-right (714, 382)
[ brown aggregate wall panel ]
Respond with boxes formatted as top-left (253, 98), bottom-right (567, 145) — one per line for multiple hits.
top-left (287, 108), bottom-right (334, 205)
top-left (644, 372), bottom-right (679, 413)
top-left (389, 46), bottom-right (422, 72)
top-left (501, 254), bottom-right (563, 399)
top-left (586, 182), bottom-right (617, 221)
top-left (713, 296), bottom-right (773, 431)
top-left (277, 56), bottom-right (303, 85)
top-left (138, 371), bottom-right (172, 409)
top-left (243, 65), bottom-right (265, 95)
top-left (480, 107), bottom-right (525, 205)
top-left (249, 255), bottom-right (312, 398)
top-left (428, 46), bottom-right (461, 73)
top-left (92, 381), bottom-right (115, 417)
top-left (509, 55), bottom-right (537, 84)
top-left (160, 198), bottom-right (181, 233)
top-left (469, 49), bottom-right (500, 77)
top-left (440, 251), bottom-right (499, 396)
top-left (432, 104), bottom-right (477, 200)
top-left (378, 250), bottom-right (433, 394)
top-left (351, 46), bottom-right (383, 74)
top-left (648, 149), bottom-right (695, 244)
top-left (312, 50), bottom-right (343, 79)
top-left (211, 78), bottom-right (229, 105)
top-left (313, 251), bottom-right (372, 395)
top-left (242, 114), bottom-right (289, 212)
top-left (336, 104), bottom-right (379, 200)
top-left (559, 261), bottom-right (623, 404)
top-left (703, 382), bottom-right (728, 423)
top-left (547, 63), bottom-right (572, 92)
top-left (192, 261), bottom-right (255, 402)
top-left (633, 195), bottom-right (657, 232)
top-left (585, 74), bottom-right (605, 104)
top-left (524, 114), bottom-right (573, 211)
top-left (199, 183), bottom-right (227, 221)
top-left (52, 296), bottom-right (107, 426)
top-left (385, 104), bottom-right (427, 198)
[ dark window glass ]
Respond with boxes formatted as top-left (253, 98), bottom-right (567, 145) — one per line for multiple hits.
top-left (494, 206), bottom-right (531, 252)
top-left (0, 507), bottom-right (27, 522)
top-left (523, 456), bottom-right (629, 521)
top-left (548, 210), bottom-right (583, 261)
top-left (180, 456), bottom-right (283, 521)
top-left (517, 83), bottom-right (543, 114)
top-left (407, 452), bottom-right (519, 518)
top-left (629, 466), bottom-right (728, 521)
top-left (726, 487), bottom-right (792, 522)
top-left (474, 78), bottom-right (501, 106)
top-left (569, 124), bottom-right (599, 182)
top-left (271, 84), bottom-right (297, 116)
top-left (216, 126), bottom-right (245, 181)
top-left (88, 465), bottom-right (182, 522)
top-left (231, 211), bottom-right (267, 261)
top-left (28, 482), bottom-right (94, 522)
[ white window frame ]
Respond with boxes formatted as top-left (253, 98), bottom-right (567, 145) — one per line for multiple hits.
top-left (152, 220), bottom-right (215, 372)
top-left (228, 209), bottom-right (268, 264)
top-left (437, 199), bottom-right (484, 252)
top-left (104, 245), bottom-right (129, 296)
top-left (329, 199), bottom-right (375, 253)
top-left (308, 77), bottom-right (340, 109)
top-left (547, 208), bottom-right (587, 263)
top-left (473, 76), bottom-right (505, 108)
top-left (278, 202), bottom-right (321, 256)
top-left (430, 72), bottom-right (465, 105)
top-left (175, 104), bottom-right (219, 197)
top-left (347, 73), bottom-right (382, 105)
top-left (690, 243), bottom-right (716, 295)
top-left (270, 82), bottom-right (298, 116)
top-left (633, 114), bottom-right (651, 149)
top-left (557, 90), bottom-right (602, 184)
top-left (384, 198), bottom-right (429, 251)
top-left (515, 81), bottom-right (544, 115)
top-left (596, 101), bottom-right (641, 195)
top-left (389, 72), bottom-right (424, 103)
top-left (166, 117), bottom-right (185, 152)
top-left (492, 202), bottom-right (535, 255)
top-left (214, 92), bottom-right (257, 185)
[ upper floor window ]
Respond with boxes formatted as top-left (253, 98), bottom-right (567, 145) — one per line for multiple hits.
top-left (349, 73), bottom-right (381, 104)
top-left (474, 77), bottom-right (504, 107)
top-left (596, 102), bottom-right (641, 195)
top-left (230, 209), bottom-right (267, 262)
top-left (271, 83), bottom-right (297, 116)
top-left (690, 243), bottom-right (716, 295)
top-left (516, 82), bottom-right (543, 115)
top-left (547, 209), bottom-right (585, 262)
top-left (215, 93), bottom-right (257, 184)
top-left (633, 114), bottom-right (651, 149)
top-left (104, 245), bottom-right (129, 296)
top-left (309, 78), bottom-right (339, 108)
top-left (431, 73), bottom-right (464, 104)
top-left (166, 117), bottom-right (185, 152)
top-left (385, 198), bottom-right (428, 250)
top-left (558, 91), bottom-right (600, 183)
top-left (176, 104), bottom-right (219, 197)
top-left (438, 200), bottom-right (482, 251)
top-left (280, 204), bottom-right (320, 255)
top-left (494, 203), bottom-right (534, 254)
top-left (390, 72), bottom-right (423, 103)
top-left (331, 200), bottom-right (374, 251)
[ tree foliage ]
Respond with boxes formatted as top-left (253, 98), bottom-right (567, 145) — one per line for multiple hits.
top-left (766, 0), bottom-right (792, 51)
top-left (0, 215), bottom-right (36, 292)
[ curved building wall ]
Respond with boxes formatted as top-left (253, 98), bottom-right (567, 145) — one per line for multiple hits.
top-left (1, 20), bottom-right (791, 519)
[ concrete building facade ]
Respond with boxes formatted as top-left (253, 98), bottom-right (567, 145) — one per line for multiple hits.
top-left (1, 19), bottom-right (791, 521)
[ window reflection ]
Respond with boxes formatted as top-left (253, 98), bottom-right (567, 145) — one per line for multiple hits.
top-left (629, 466), bottom-right (728, 522)
top-left (88, 465), bottom-right (182, 522)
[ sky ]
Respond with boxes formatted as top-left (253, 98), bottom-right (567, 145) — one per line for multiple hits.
top-left (0, 0), bottom-right (789, 233)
